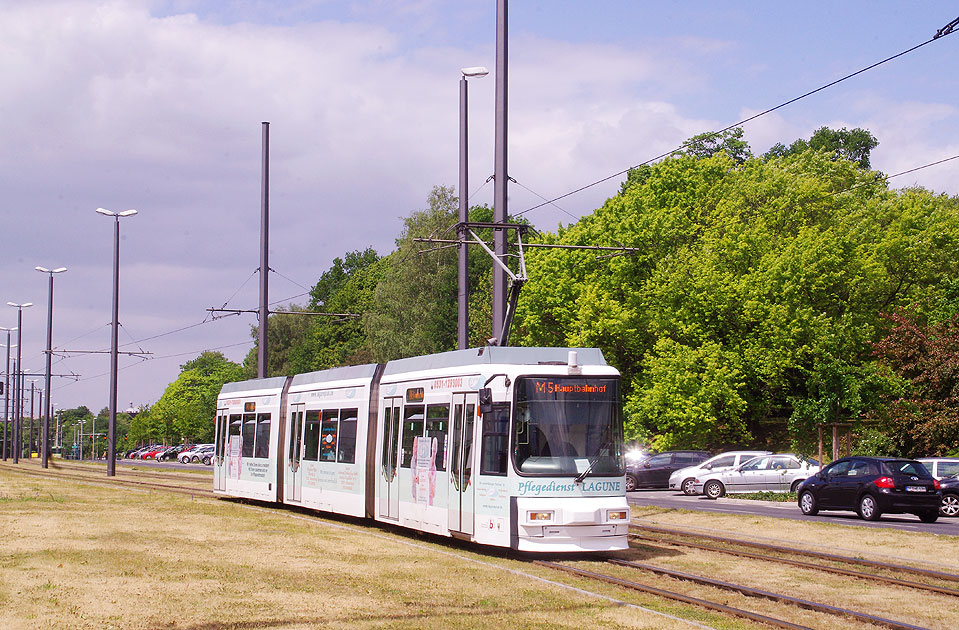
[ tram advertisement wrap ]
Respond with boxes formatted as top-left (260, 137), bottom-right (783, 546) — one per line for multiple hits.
top-left (515, 479), bottom-right (623, 497)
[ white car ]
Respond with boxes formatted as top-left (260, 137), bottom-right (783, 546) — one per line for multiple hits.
top-left (917, 457), bottom-right (959, 480)
top-left (694, 454), bottom-right (820, 499)
top-left (669, 451), bottom-right (771, 495)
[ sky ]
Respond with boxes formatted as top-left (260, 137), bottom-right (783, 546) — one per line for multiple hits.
top-left (2, 1), bottom-right (959, 416)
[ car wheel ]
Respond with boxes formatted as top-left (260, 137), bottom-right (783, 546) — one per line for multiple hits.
top-left (858, 494), bottom-right (881, 521)
top-left (191, 455), bottom-right (200, 463)
top-left (625, 474), bottom-right (637, 492)
top-left (681, 478), bottom-right (697, 495)
top-left (790, 479), bottom-right (804, 493)
top-left (799, 490), bottom-right (819, 515)
top-left (202, 456), bottom-right (212, 466)
top-left (940, 493), bottom-right (959, 517)
top-left (703, 480), bottom-right (725, 499)
top-left (918, 510), bottom-right (939, 524)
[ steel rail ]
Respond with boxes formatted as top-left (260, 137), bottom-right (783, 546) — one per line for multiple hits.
top-left (534, 560), bottom-right (814, 630)
top-left (631, 523), bottom-right (959, 583)
top-left (629, 532), bottom-right (959, 597)
top-left (610, 559), bottom-right (933, 630)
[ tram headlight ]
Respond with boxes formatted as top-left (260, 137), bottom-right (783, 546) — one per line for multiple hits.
top-left (527, 511), bottom-right (553, 522)
top-left (607, 509), bottom-right (629, 521)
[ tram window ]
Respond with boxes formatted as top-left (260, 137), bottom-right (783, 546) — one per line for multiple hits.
top-left (426, 404), bottom-right (449, 472)
top-left (242, 413), bottom-right (256, 458)
top-left (227, 414), bottom-right (241, 456)
top-left (401, 405), bottom-right (425, 468)
top-left (303, 410), bottom-right (320, 461)
top-left (320, 410), bottom-right (338, 462)
top-left (254, 413), bottom-right (271, 458)
top-left (464, 403), bottom-right (475, 482)
top-left (381, 405), bottom-right (394, 478)
top-left (338, 408), bottom-right (358, 464)
top-left (480, 404), bottom-right (510, 475)
top-left (450, 404), bottom-right (463, 490)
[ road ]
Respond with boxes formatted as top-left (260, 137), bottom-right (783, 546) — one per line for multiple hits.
top-left (628, 489), bottom-right (959, 536)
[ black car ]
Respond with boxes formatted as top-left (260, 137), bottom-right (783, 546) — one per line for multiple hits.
top-left (797, 456), bottom-right (941, 523)
top-left (626, 450), bottom-right (710, 491)
top-left (940, 473), bottom-right (959, 517)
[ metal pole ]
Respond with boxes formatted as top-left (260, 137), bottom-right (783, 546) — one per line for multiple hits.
top-left (42, 272), bottom-right (54, 467)
top-left (92, 413), bottom-right (96, 460)
top-left (29, 383), bottom-right (35, 458)
top-left (258, 121), bottom-right (270, 378)
top-left (107, 216), bottom-right (120, 475)
top-left (492, 0), bottom-right (509, 343)
top-left (14, 309), bottom-right (22, 463)
top-left (3, 330), bottom-right (10, 460)
top-left (458, 75), bottom-right (469, 350)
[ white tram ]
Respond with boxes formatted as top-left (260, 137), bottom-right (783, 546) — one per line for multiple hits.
top-left (213, 347), bottom-right (629, 552)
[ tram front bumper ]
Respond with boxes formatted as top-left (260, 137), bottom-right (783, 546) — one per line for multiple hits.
top-left (514, 496), bottom-right (630, 552)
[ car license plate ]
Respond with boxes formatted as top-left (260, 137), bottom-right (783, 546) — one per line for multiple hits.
top-left (905, 485), bottom-right (925, 493)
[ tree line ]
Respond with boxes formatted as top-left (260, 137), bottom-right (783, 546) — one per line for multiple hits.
top-left (91, 127), bottom-right (959, 458)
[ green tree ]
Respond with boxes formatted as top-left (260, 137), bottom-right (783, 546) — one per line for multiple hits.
top-left (513, 143), bottom-right (959, 451)
top-left (243, 304), bottom-right (313, 378)
top-left (674, 127), bottom-right (752, 163)
top-left (764, 126), bottom-right (879, 169)
top-left (364, 186), bottom-right (502, 360)
top-left (149, 352), bottom-right (244, 443)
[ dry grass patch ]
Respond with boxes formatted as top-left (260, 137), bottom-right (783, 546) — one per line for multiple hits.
top-left (0, 467), bottom-right (713, 630)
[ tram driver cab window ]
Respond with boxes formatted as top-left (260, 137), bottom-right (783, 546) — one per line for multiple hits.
top-left (480, 403), bottom-right (510, 475)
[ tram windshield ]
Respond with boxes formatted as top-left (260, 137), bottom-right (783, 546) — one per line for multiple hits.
top-left (513, 377), bottom-right (624, 477)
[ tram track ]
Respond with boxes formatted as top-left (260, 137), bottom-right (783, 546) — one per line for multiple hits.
top-left (630, 523), bottom-right (959, 589)
top-left (535, 558), bottom-right (934, 630)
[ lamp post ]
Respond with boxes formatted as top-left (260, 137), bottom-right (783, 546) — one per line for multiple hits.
top-left (96, 207), bottom-right (137, 476)
top-left (458, 66), bottom-right (489, 350)
top-left (0, 327), bottom-right (16, 460)
top-left (7, 302), bottom-right (32, 464)
top-left (36, 265), bottom-right (66, 468)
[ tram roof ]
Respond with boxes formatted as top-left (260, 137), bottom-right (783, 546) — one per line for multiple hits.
top-left (220, 375), bottom-right (289, 395)
top-left (382, 346), bottom-right (607, 376)
top-left (290, 363), bottom-right (380, 387)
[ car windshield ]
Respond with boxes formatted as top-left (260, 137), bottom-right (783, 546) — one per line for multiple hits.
top-left (513, 376), bottom-right (624, 477)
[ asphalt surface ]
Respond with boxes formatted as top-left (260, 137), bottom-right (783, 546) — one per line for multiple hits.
top-left (628, 488), bottom-right (959, 535)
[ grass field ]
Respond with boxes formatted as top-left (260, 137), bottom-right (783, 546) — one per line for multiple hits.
top-left (1, 464), bottom-right (956, 629)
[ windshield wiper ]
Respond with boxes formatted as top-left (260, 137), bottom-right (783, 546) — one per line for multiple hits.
top-left (574, 440), bottom-right (611, 484)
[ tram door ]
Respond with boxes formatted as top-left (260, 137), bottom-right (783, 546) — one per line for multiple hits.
top-left (286, 403), bottom-right (305, 503)
top-left (448, 392), bottom-right (477, 535)
top-left (213, 408), bottom-right (228, 492)
top-left (379, 397), bottom-right (402, 520)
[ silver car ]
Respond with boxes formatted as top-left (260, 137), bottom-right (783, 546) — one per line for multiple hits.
top-left (669, 451), bottom-right (771, 495)
top-left (695, 454), bottom-right (820, 499)
top-left (917, 457), bottom-right (959, 480)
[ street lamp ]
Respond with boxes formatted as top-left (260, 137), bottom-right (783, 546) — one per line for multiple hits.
top-left (96, 207), bottom-right (137, 476)
top-left (36, 266), bottom-right (66, 468)
top-left (458, 66), bottom-right (489, 350)
top-left (7, 303), bottom-right (32, 464)
top-left (0, 326), bottom-right (16, 460)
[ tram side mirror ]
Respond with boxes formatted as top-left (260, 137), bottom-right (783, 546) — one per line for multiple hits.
top-left (478, 387), bottom-right (493, 413)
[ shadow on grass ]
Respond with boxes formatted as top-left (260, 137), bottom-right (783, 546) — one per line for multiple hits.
top-left (162, 602), bottom-right (601, 630)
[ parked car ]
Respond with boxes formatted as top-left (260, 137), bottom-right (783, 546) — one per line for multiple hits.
top-left (797, 456), bottom-right (941, 523)
top-left (696, 454), bottom-right (819, 498)
top-left (917, 457), bottom-right (959, 480)
top-left (188, 445), bottom-right (214, 464)
top-left (939, 473), bottom-right (959, 517)
top-left (625, 451), bottom-right (710, 492)
top-left (157, 445), bottom-right (190, 461)
top-left (178, 444), bottom-right (212, 464)
top-left (130, 445), bottom-right (161, 459)
top-left (669, 451), bottom-right (772, 495)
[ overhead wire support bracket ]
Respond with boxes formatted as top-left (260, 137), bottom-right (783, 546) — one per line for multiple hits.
top-left (935, 16), bottom-right (959, 39)
top-left (206, 308), bottom-right (360, 318)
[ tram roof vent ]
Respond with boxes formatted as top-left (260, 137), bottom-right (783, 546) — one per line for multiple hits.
top-left (568, 351), bottom-right (582, 375)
